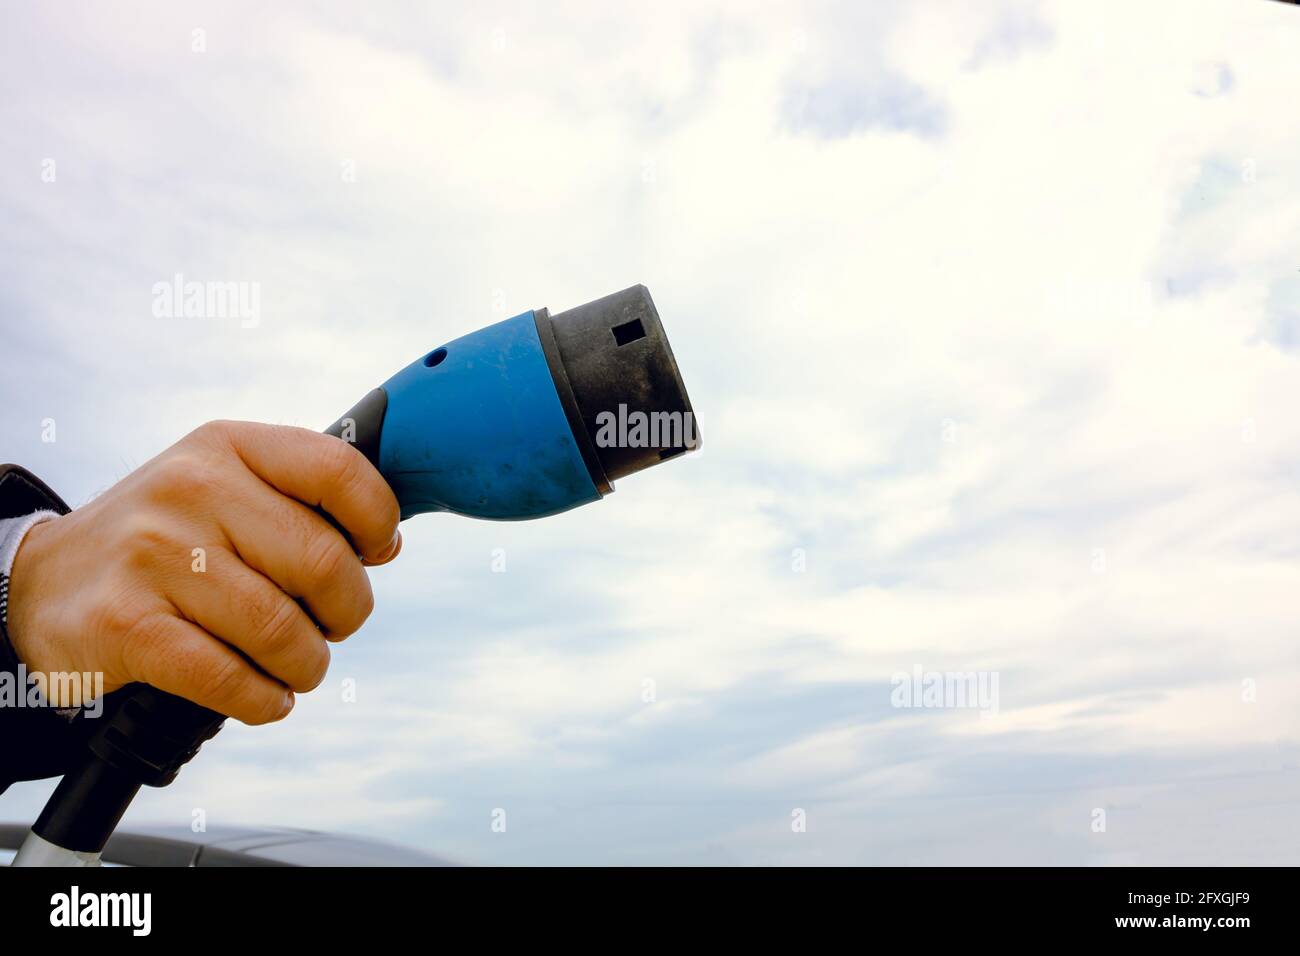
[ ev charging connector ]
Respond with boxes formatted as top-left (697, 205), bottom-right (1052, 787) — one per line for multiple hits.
top-left (14, 284), bottom-right (699, 866)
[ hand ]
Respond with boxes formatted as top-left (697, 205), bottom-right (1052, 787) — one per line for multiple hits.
top-left (5, 421), bottom-right (402, 724)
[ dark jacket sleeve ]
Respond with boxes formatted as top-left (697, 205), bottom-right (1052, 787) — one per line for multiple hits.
top-left (0, 463), bottom-right (87, 794)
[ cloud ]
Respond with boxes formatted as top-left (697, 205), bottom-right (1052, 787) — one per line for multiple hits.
top-left (2, 0), bottom-right (1300, 864)
top-left (783, 72), bottom-right (949, 140)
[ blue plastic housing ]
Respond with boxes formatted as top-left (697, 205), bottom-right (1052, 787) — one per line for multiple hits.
top-left (377, 310), bottom-right (602, 520)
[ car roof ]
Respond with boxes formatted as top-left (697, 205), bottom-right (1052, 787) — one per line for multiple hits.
top-left (0, 822), bottom-right (457, 867)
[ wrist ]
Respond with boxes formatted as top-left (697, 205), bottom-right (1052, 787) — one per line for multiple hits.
top-left (5, 515), bottom-right (61, 673)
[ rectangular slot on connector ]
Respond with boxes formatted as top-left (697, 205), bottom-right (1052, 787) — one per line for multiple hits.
top-left (611, 318), bottom-right (646, 346)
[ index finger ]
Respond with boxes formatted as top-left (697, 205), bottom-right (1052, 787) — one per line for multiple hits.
top-left (208, 421), bottom-right (401, 563)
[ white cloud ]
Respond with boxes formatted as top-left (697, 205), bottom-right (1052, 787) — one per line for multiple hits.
top-left (2, 0), bottom-right (1299, 864)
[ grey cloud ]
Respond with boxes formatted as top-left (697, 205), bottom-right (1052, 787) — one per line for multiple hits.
top-left (784, 73), bottom-right (948, 141)
top-left (3, 0), bottom-right (1299, 867)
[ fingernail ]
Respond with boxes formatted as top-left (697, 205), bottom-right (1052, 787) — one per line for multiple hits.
top-left (376, 532), bottom-right (401, 563)
top-left (280, 691), bottom-right (295, 717)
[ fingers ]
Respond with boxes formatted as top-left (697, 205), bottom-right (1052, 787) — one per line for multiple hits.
top-left (125, 612), bottom-right (294, 725)
top-left (164, 547), bottom-right (330, 693)
top-left (217, 471), bottom-right (376, 640)
top-left (363, 529), bottom-right (401, 567)
top-left (210, 422), bottom-right (401, 563)
top-left (93, 420), bottom-right (400, 720)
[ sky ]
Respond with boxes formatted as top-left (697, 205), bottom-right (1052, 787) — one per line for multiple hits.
top-left (1, 0), bottom-right (1298, 865)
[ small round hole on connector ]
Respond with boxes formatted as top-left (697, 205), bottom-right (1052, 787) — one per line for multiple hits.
top-left (424, 348), bottom-right (448, 368)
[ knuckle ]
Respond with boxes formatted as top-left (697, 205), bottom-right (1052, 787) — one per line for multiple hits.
top-left (144, 452), bottom-right (219, 505)
top-left (189, 419), bottom-right (237, 448)
top-left (329, 572), bottom-right (373, 640)
top-left (250, 593), bottom-right (305, 658)
top-left (118, 517), bottom-right (176, 568)
top-left (321, 439), bottom-right (366, 497)
top-left (303, 531), bottom-right (352, 586)
top-left (302, 643), bottom-right (331, 692)
top-left (196, 654), bottom-right (249, 709)
top-left (246, 691), bottom-right (290, 726)
top-left (356, 577), bottom-right (375, 623)
top-left (95, 590), bottom-right (159, 645)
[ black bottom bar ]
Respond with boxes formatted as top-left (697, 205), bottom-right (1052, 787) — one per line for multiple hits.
top-left (0, 865), bottom-right (1285, 942)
